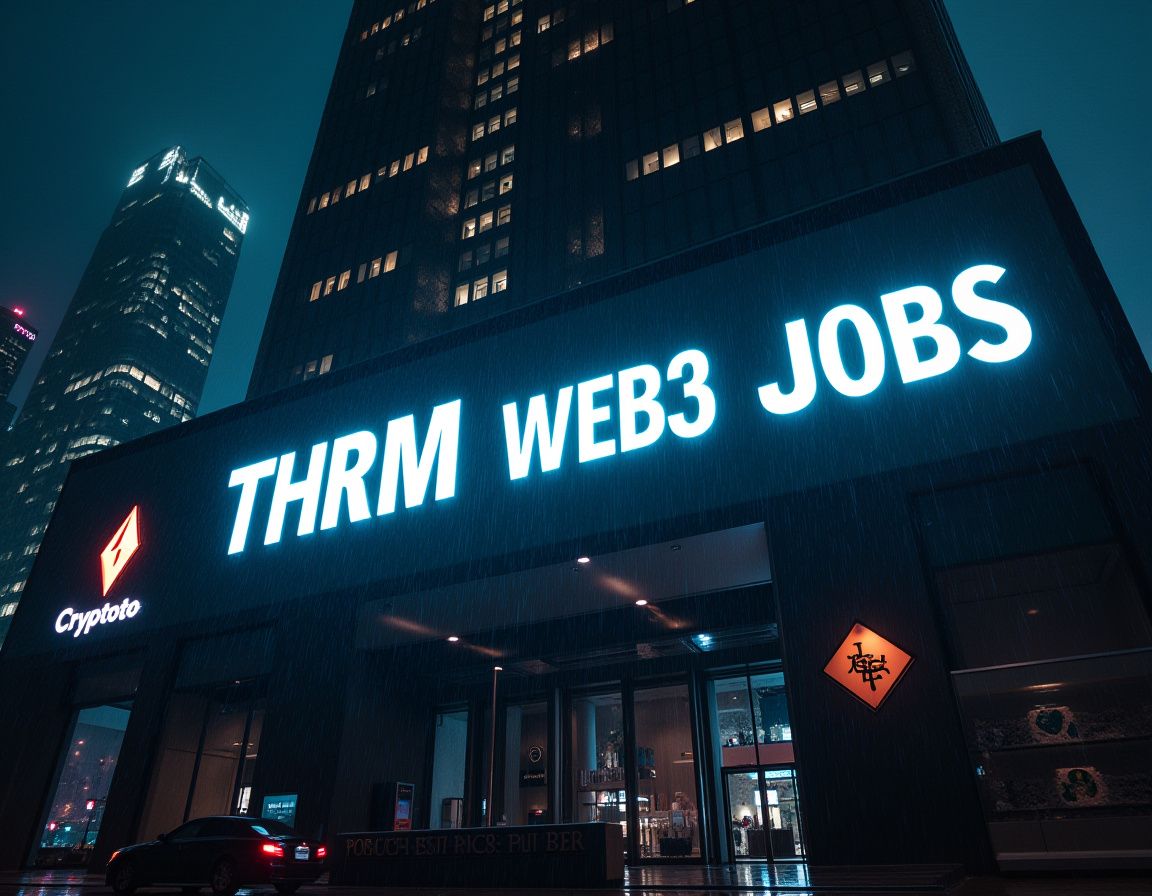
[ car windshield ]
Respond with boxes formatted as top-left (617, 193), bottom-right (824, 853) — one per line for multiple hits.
top-left (250, 819), bottom-right (296, 837)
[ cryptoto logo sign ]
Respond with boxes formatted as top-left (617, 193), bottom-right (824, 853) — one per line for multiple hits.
top-left (55, 506), bottom-right (143, 638)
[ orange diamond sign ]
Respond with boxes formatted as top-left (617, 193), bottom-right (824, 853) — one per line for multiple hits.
top-left (100, 506), bottom-right (141, 596)
top-left (823, 622), bottom-right (913, 710)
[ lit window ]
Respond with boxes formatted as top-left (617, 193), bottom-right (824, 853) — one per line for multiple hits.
top-left (642, 152), bottom-right (660, 174)
top-left (819, 81), bottom-right (842, 106)
top-left (479, 211), bottom-right (494, 233)
top-left (324, 276), bottom-right (336, 296)
top-left (681, 135), bottom-right (701, 159)
top-left (455, 283), bottom-right (470, 306)
top-left (497, 0), bottom-right (509, 13)
top-left (867, 60), bottom-right (892, 86)
top-left (661, 144), bottom-right (680, 168)
top-left (773, 99), bottom-right (794, 123)
top-left (510, 30), bottom-right (521, 47)
top-left (309, 281), bottom-right (322, 302)
top-left (751, 107), bottom-right (771, 132)
top-left (492, 269), bottom-right (508, 292)
top-left (473, 276), bottom-right (489, 300)
top-left (495, 37), bottom-right (507, 54)
top-left (475, 92), bottom-right (488, 109)
top-left (625, 159), bottom-right (639, 181)
top-left (468, 159), bottom-right (482, 179)
top-left (703, 127), bottom-right (722, 152)
top-left (601, 22), bottom-right (614, 43)
top-left (492, 61), bottom-right (505, 78)
top-left (497, 204), bottom-right (511, 226)
top-left (477, 69), bottom-right (489, 86)
top-left (357, 263), bottom-right (367, 283)
top-left (307, 197), bottom-right (317, 214)
top-left (484, 5), bottom-right (495, 21)
top-left (797, 90), bottom-right (817, 114)
top-left (464, 189), bottom-right (479, 208)
top-left (366, 83), bottom-right (377, 98)
top-left (320, 354), bottom-right (333, 375)
top-left (331, 187), bottom-right (341, 204)
top-left (892, 51), bottom-right (916, 77)
top-left (724, 118), bottom-right (744, 142)
top-left (484, 153), bottom-right (498, 171)
top-left (499, 173), bottom-right (513, 194)
top-left (338, 270), bottom-right (351, 291)
top-left (389, 160), bottom-right (400, 176)
top-left (403, 152), bottom-right (414, 171)
top-left (842, 70), bottom-right (865, 95)
top-left (584, 30), bottom-right (599, 52)
top-left (507, 75), bottom-right (519, 93)
top-left (501, 145), bottom-right (515, 164)
top-left (507, 54), bottom-right (519, 70)
top-left (511, 10), bottom-right (523, 26)
top-left (462, 218), bottom-right (477, 238)
top-left (568, 39), bottom-right (582, 61)
top-left (472, 123), bottom-right (486, 141)
top-left (359, 173), bottom-right (372, 191)
top-left (495, 236), bottom-right (510, 257)
top-left (346, 180), bottom-right (357, 198)
top-left (488, 114), bottom-right (502, 133)
top-left (370, 257), bottom-right (382, 277)
top-left (537, 15), bottom-right (550, 32)
top-left (459, 251), bottom-right (473, 271)
top-left (504, 107), bottom-right (517, 126)
top-left (384, 250), bottom-right (398, 272)
top-left (490, 83), bottom-right (503, 101)
top-left (319, 192), bottom-right (330, 209)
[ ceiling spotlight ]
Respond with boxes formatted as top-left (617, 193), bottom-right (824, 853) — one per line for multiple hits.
top-left (447, 635), bottom-right (460, 643)
top-left (576, 556), bottom-right (591, 564)
top-left (635, 599), bottom-right (649, 607)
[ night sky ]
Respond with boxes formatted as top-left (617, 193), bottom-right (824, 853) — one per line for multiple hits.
top-left (0, 1), bottom-right (1148, 417)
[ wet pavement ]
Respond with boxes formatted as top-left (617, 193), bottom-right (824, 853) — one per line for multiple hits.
top-left (1, 867), bottom-right (1150, 896)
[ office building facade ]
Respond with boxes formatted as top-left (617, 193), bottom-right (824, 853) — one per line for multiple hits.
top-left (0, 148), bottom-right (248, 643)
top-left (0, 305), bottom-right (38, 427)
top-left (0, 0), bottom-right (1148, 881)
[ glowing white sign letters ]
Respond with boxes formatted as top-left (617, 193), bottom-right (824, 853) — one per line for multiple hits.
top-left (55, 599), bottom-right (141, 638)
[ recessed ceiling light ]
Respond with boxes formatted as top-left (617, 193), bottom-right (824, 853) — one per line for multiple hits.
top-left (447, 635), bottom-right (460, 643)
top-left (576, 556), bottom-right (591, 564)
top-left (635, 599), bottom-right (649, 607)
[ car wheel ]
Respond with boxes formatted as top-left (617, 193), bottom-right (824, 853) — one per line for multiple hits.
top-left (110, 860), bottom-right (137, 895)
top-left (209, 858), bottom-right (237, 896)
top-left (273, 885), bottom-right (300, 895)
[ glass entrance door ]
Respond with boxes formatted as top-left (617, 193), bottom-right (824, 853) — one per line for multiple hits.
top-left (723, 767), bottom-right (804, 861)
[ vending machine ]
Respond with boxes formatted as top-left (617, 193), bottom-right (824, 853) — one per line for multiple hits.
top-left (369, 781), bottom-right (415, 830)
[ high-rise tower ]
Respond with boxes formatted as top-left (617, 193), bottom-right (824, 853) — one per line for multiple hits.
top-left (0, 305), bottom-right (38, 425)
top-left (247, 0), bottom-right (996, 398)
top-left (0, 147), bottom-right (248, 641)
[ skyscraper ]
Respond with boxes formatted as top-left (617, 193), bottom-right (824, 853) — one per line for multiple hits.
top-left (0, 305), bottom-right (38, 425)
top-left (247, 0), bottom-right (996, 398)
top-left (0, 147), bottom-right (248, 641)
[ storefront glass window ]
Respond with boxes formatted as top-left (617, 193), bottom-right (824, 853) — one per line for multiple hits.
top-left (429, 708), bottom-right (469, 828)
top-left (37, 702), bottom-right (132, 864)
top-left (501, 701), bottom-right (548, 825)
top-left (570, 691), bottom-right (626, 833)
top-left (714, 672), bottom-right (794, 766)
top-left (633, 684), bottom-right (700, 859)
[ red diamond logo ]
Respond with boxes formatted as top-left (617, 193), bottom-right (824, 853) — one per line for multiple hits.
top-left (100, 506), bottom-right (141, 596)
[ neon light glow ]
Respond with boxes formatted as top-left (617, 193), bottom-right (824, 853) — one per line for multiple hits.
top-left (55, 600), bottom-right (142, 638)
top-left (217, 197), bottom-right (250, 234)
top-left (757, 264), bottom-right (1032, 415)
top-left (13, 322), bottom-right (36, 341)
top-left (226, 400), bottom-right (462, 554)
top-left (100, 506), bottom-right (141, 596)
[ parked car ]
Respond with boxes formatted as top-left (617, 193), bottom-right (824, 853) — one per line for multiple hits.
top-left (106, 816), bottom-right (326, 895)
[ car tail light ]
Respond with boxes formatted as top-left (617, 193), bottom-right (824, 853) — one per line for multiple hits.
top-left (316, 846), bottom-right (327, 859)
top-left (261, 842), bottom-right (284, 857)
top-left (109, 850), bottom-right (121, 862)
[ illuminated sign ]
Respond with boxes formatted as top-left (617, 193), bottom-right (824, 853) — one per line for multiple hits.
top-left (188, 179), bottom-right (213, 208)
top-left (101, 505), bottom-right (141, 595)
top-left (226, 265), bottom-right (1032, 555)
top-left (12, 322), bottom-right (36, 342)
top-left (823, 622), bottom-right (913, 710)
top-left (54, 506), bottom-right (143, 639)
top-left (158, 147), bottom-right (182, 170)
top-left (127, 164), bottom-right (147, 187)
top-left (217, 197), bottom-right (250, 234)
